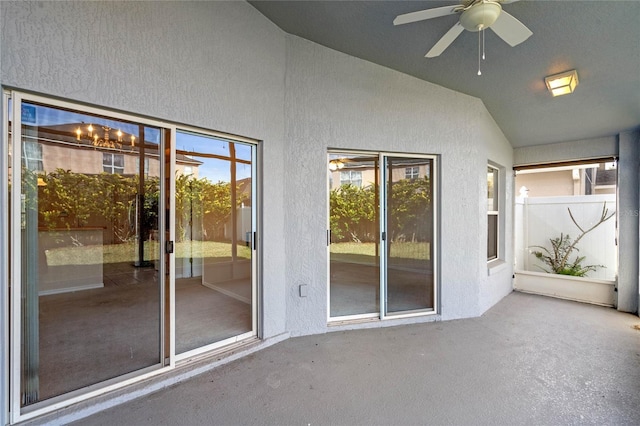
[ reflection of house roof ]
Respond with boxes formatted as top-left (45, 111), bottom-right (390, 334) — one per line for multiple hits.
top-left (236, 177), bottom-right (252, 199)
top-left (334, 156), bottom-right (430, 170)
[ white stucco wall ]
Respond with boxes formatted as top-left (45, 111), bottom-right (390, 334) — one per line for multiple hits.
top-left (0, 0), bottom-right (288, 338)
top-left (283, 35), bottom-right (514, 335)
top-left (618, 130), bottom-right (640, 313)
top-left (513, 135), bottom-right (617, 166)
top-left (480, 109), bottom-right (515, 313)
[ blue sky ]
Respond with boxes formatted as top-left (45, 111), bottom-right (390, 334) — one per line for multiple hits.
top-left (25, 102), bottom-right (252, 183)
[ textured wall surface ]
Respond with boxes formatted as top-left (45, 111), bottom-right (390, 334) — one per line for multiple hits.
top-left (513, 135), bottom-right (618, 166)
top-left (1, 0), bottom-right (516, 375)
top-left (618, 130), bottom-right (640, 313)
top-left (283, 35), bottom-right (514, 335)
top-left (0, 0), bottom-right (288, 339)
top-left (480, 108), bottom-right (515, 313)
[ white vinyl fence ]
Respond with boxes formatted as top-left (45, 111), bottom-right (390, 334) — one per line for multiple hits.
top-left (515, 194), bottom-right (617, 281)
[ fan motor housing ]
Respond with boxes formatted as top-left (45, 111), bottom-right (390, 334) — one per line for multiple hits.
top-left (460, 1), bottom-right (502, 31)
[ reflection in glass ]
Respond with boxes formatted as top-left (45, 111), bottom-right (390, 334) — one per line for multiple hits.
top-left (175, 131), bottom-right (253, 354)
top-left (15, 101), bottom-right (161, 405)
top-left (328, 154), bottom-right (379, 317)
top-left (385, 157), bottom-right (434, 314)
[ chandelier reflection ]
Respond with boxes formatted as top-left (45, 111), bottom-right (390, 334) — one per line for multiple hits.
top-left (75, 124), bottom-right (136, 149)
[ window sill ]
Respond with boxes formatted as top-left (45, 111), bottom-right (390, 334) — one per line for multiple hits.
top-left (487, 259), bottom-right (508, 276)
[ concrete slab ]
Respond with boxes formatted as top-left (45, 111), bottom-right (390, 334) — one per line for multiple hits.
top-left (74, 292), bottom-right (640, 425)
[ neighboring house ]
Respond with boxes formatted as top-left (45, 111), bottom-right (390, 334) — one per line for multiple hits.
top-left (13, 122), bottom-right (201, 178)
top-left (515, 162), bottom-right (616, 197)
top-left (329, 156), bottom-right (430, 190)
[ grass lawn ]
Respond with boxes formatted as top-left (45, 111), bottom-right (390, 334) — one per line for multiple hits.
top-left (330, 241), bottom-right (430, 264)
top-left (44, 240), bottom-right (251, 266)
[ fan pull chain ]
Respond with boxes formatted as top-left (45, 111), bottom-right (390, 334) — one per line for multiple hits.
top-left (477, 29), bottom-right (482, 75)
top-left (482, 27), bottom-right (486, 60)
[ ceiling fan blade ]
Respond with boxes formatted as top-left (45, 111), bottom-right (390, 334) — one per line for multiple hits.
top-left (425, 22), bottom-right (465, 58)
top-left (489, 11), bottom-right (532, 47)
top-left (393, 5), bottom-right (461, 26)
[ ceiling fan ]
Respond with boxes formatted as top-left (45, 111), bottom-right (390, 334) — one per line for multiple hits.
top-left (394, 0), bottom-right (532, 73)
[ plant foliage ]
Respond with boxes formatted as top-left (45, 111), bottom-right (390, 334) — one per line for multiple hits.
top-left (530, 202), bottom-right (614, 277)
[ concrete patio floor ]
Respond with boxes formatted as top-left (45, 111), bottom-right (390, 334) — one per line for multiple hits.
top-left (67, 292), bottom-right (640, 425)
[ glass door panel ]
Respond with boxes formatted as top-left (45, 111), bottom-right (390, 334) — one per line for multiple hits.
top-left (175, 131), bottom-right (253, 354)
top-left (328, 153), bottom-right (379, 317)
top-left (14, 100), bottom-right (162, 405)
top-left (385, 157), bottom-right (434, 315)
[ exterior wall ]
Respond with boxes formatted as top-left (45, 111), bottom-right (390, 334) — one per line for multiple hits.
top-left (0, 0), bottom-right (288, 339)
top-left (480, 109), bottom-right (515, 313)
top-left (283, 35), bottom-right (514, 334)
top-left (0, 1), bottom-right (517, 422)
top-left (618, 130), bottom-right (640, 313)
top-left (513, 135), bottom-right (617, 166)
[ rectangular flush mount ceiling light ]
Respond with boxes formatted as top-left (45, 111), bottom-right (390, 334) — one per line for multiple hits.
top-left (545, 69), bottom-right (579, 97)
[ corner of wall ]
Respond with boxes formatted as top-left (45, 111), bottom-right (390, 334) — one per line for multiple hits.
top-left (618, 129), bottom-right (640, 314)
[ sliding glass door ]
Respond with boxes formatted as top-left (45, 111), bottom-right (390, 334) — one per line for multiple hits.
top-left (10, 95), bottom-right (164, 408)
top-left (328, 152), bottom-right (437, 321)
top-left (383, 157), bottom-right (435, 315)
top-left (6, 92), bottom-right (259, 421)
top-left (174, 131), bottom-right (256, 357)
top-left (328, 154), bottom-right (379, 318)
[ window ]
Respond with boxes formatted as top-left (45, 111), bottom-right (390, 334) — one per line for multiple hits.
top-left (22, 141), bottom-right (43, 171)
top-left (137, 157), bottom-right (150, 177)
top-left (340, 170), bottom-right (362, 187)
top-left (405, 166), bottom-right (419, 180)
top-left (103, 153), bottom-right (124, 174)
top-left (487, 165), bottom-right (499, 261)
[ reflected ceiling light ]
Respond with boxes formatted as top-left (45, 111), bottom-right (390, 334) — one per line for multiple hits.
top-left (545, 69), bottom-right (579, 97)
top-left (329, 160), bottom-right (345, 171)
top-left (75, 123), bottom-right (135, 149)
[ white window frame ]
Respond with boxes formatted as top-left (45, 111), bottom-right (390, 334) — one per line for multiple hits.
top-left (327, 150), bottom-right (439, 323)
top-left (487, 164), bottom-right (500, 262)
top-left (340, 170), bottom-right (362, 187)
top-left (405, 166), bottom-right (419, 180)
top-left (22, 141), bottom-right (43, 171)
top-left (102, 152), bottom-right (124, 174)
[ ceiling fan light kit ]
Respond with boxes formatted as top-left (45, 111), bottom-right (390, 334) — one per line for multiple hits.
top-left (459, 1), bottom-right (502, 31)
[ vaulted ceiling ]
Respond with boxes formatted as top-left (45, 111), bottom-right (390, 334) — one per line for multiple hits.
top-left (249, 1), bottom-right (640, 148)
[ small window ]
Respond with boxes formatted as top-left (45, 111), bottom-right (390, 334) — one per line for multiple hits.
top-left (340, 170), bottom-right (362, 188)
top-left (487, 165), bottom-right (499, 261)
top-left (405, 166), bottom-right (419, 180)
top-left (22, 141), bottom-right (43, 171)
top-left (103, 153), bottom-right (124, 174)
top-left (137, 157), bottom-right (150, 177)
